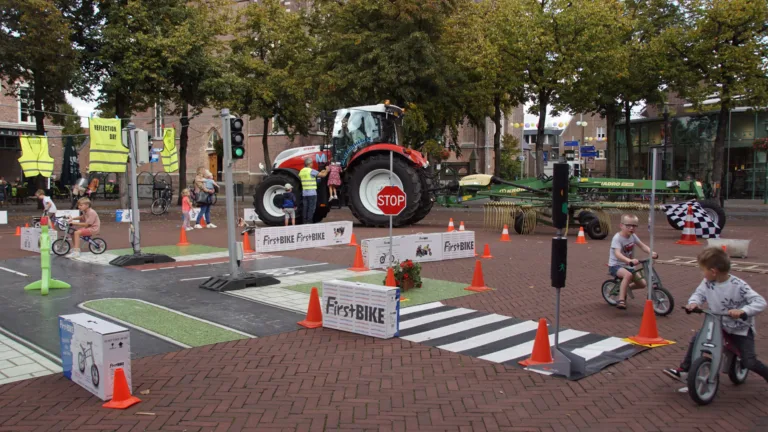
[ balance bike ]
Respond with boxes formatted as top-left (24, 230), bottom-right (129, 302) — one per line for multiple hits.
top-left (601, 258), bottom-right (675, 316)
top-left (684, 307), bottom-right (749, 405)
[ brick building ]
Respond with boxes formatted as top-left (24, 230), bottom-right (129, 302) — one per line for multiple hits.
top-left (560, 113), bottom-right (608, 176)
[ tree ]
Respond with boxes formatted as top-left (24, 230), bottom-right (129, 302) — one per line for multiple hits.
top-left (50, 101), bottom-right (87, 148)
top-left (213, 0), bottom-right (315, 171)
top-left (441, 0), bottom-right (526, 176)
top-left (498, 134), bottom-right (523, 180)
top-left (664, 0), bottom-right (768, 198)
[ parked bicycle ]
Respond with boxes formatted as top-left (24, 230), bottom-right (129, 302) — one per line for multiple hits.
top-left (151, 179), bottom-right (173, 215)
top-left (77, 341), bottom-right (100, 387)
top-left (51, 219), bottom-right (107, 256)
top-left (601, 258), bottom-right (675, 316)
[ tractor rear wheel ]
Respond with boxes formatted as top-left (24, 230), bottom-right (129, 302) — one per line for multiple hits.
top-left (253, 173), bottom-right (300, 226)
top-left (403, 170), bottom-right (434, 225)
top-left (347, 154), bottom-right (423, 227)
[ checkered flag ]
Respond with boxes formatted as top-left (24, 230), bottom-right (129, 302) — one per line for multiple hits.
top-left (662, 201), bottom-right (721, 238)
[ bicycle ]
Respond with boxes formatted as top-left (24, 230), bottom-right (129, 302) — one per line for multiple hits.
top-left (32, 213), bottom-right (68, 232)
top-left (77, 341), bottom-right (100, 387)
top-left (682, 307), bottom-right (749, 405)
top-left (51, 219), bottom-right (108, 256)
top-left (601, 258), bottom-right (675, 316)
top-left (151, 180), bottom-right (173, 215)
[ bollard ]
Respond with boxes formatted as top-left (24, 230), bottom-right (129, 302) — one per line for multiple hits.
top-left (24, 225), bottom-right (70, 295)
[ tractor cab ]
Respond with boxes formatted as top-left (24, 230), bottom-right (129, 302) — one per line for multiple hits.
top-left (326, 103), bottom-right (404, 168)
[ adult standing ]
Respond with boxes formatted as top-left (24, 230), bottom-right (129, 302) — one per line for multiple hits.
top-left (194, 167), bottom-right (215, 228)
top-left (298, 157), bottom-right (328, 224)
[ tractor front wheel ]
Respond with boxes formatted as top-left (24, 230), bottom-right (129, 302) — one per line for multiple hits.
top-left (253, 173), bottom-right (300, 226)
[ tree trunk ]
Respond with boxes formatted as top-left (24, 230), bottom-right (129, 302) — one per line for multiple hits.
top-left (262, 117), bottom-right (272, 173)
top-left (605, 105), bottom-right (618, 178)
top-left (177, 102), bottom-right (189, 205)
top-left (712, 101), bottom-right (729, 200)
top-left (32, 75), bottom-right (47, 208)
top-left (624, 100), bottom-right (635, 178)
top-left (492, 95), bottom-right (502, 177)
top-left (115, 92), bottom-right (129, 208)
top-left (535, 91), bottom-right (549, 176)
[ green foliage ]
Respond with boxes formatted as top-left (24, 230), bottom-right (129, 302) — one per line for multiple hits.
top-left (498, 134), bottom-right (522, 180)
top-left (50, 101), bottom-right (86, 147)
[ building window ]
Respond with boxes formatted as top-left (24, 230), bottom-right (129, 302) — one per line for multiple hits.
top-left (597, 150), bottom-right (606, 160)
top-left (597, 127), bottom-right (606, 140)
top-left (207, 129), bottom-right (220, 151)
top-left (18, 87), bottom-right (35, 124)
top-left (271, 115), bottom-right (285, 134)
top-left (154, 103), bottom-right (164, 138)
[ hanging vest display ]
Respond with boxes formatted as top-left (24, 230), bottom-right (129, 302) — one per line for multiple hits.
top-left (88, 118), bottom-right (128, 173)
top-left (299, 167), bottom-right (317, 191)
top-left (18, 136), bottom-right (54, 177)
top-left (161, 128), bottom-right (179, 172)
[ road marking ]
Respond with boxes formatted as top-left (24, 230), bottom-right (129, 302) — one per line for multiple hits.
top-left (0, 267), bottom-right (28, 277)
top-left (400, 302), bottom-right (445, 316)
top-left (0, 325), bottom-right (61, 365)
top-left (179, 263), bottom-right (331, 282)
top-left (398, 308), bottom-right (475, 331)
top-left (479, 329), bottom-right (588, 363)
top-left (401, 314), bottom-right (510, 343)
top-left (438, 321), bottom-right (539, 353)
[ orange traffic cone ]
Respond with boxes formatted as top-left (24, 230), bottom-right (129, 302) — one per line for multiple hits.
top-left (721, 245), bottom-right (727, 253)
top-left (627, 300), bottom-right (672, 346)
top-left (459, 221), bottom-right (466, 231)
top-left (199, 217), bottom-right (207, 228)
top-left (500, 224), bottom-right (511, 242)
top-left (447, 218), bottom-right (455, 232)
top-left (481, 243), bottom-right (493, 259)
top-left (575, 227), bottom-right (588, 244)
top-left (298, 287), bottom-right (323, 328)
top-left (519, 319), bottom-right (554, 366)
top-left (243, 231), bottom-right (254, 253)
top-left (176, 226), bottom-right (190, 246)
top-left (676, 204), bottom-right (701, 245)
top-left (473, 245), bottom-right (478, 257)
top-left (465, 261), bottom-right (492, 292)
top-left (385, 267), bottom-right (408, 301)
top-left (348, 244), bottom-right (369, 272)
top-left (15, 226), bottom-right (21, 236)
top-left (24, 223), bottom-right (29, 228)
top-left (348, 233), bottom-right (358, 247)
top-left (103, 368), bottom-right (141, 409)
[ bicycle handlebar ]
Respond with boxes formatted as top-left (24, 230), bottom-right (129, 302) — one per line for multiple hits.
top-left (682, 306), bottom-right (748, 321)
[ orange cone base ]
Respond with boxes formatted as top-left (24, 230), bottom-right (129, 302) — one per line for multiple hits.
top-left (465, 285), bottom-right (492, 293)
top-left (176, 241), bottom-right (190, 246)
top-left (627, 335), bottom-right (672, 346)
top-left (297, 319), bottom-right (323, 329)
top-left (519, 357), bottom-right (554, 367)
top-left (348, 266), bottom-right (370, 272)
top-left (103, 395), bottom-right (141, 409)
top-left (676, 239), bottom-right (701, 245)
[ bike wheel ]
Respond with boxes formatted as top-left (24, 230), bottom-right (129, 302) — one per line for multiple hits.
top-left (601, 280), bottom-right (620, 306)
top-left (78, 352), bottom-right (86, 373)
top-left (151, 199), bottom-right (166, 215)
top-left (687, 357), bottom-right (719, 405)
top-left (89, 238), bottom-right (107, 254)
top-left (651, 286), bottom-right (675, 316)
top-left (91, 364), bottom-right (100, 387)
top-left (52, 239), bottom-right (71, 256)
top-left (728, 356), bottom-right (749, 385)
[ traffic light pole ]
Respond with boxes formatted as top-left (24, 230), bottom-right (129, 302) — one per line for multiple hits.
top-left (222, 109), bottom-right (239, 276)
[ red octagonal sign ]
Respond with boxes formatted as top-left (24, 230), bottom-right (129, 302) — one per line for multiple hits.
top-left (377, 185), bottom-right (407, 216)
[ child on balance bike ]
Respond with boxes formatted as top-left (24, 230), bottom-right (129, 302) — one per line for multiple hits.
top-left (607, 214), bottom-right (658, 310)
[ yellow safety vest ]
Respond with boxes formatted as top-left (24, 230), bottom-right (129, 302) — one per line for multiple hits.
top-left (299, 167), bottom-right (317, 191)
top-left (18, 136), bottom-right (54, 177)
top-left (88, 118), bottom-right (128, 173)
top-left (161, 128), bottom-right (179, 172)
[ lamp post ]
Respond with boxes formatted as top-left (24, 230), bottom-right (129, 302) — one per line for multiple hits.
top-left (576, 116), bottom-right (588, 177)
top-left (662, 102), bottom-right (669, 182)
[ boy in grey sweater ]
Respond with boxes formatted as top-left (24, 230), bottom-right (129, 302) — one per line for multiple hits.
top-left (664, 247), bottom-right (767, 382)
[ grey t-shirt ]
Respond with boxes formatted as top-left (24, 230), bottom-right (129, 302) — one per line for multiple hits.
top-left (608, 233), bottom-right (639, 267)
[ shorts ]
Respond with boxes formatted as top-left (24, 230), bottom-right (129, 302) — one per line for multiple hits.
top-left (283, 208), bottom-right (296, 219)
top-left (78, 229), bottom-right (94, 237)
top-left (608, 265), bottom-right (623, 277)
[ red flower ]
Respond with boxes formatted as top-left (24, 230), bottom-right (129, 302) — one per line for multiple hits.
top-left (403, 274), bottom-right (409, 279)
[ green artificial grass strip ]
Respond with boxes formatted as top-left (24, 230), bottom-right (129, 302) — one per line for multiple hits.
top-left (284, 274), bottom-right (474, 307)
top-left (109, 244), bottom-right (227, 257)
top-left (83, 299), bottom-right (248, 347)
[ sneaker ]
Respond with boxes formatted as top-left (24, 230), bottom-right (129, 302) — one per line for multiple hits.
top-left (69, 249), bottom-right (81, 259)
top-left (207, 223), bottom-right (217, 228)
top-left (194, 224), bottom-right (203, 229)
top-left (185, 227), bottom-right (194, 231)
top-left (663, 368), bottom-right (688, 382)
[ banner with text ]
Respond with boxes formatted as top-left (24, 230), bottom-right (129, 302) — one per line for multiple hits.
top-left (361, 231), bottom-right (475, 269)
top-left (254, 221), bottom-right (353, 252)
top-left (322, 279), bottom-right (399, 339)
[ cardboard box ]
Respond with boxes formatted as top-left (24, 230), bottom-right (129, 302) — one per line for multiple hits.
top-left (322, 280), bottom-right (400, 339)
top-left (20, 227), bottom-right (58, 253)
top-left (59, 313), bottom-right (132, 401)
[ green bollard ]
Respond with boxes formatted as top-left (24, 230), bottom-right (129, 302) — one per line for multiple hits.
top-left (24, 224), bottom-right (70, 295)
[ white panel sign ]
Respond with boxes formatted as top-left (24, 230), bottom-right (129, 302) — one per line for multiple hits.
top-left (189, 208), bottom-right (200, 221)
top-left (20, 228), bottom-right (58, 253)
top-left (116, 209), bottom-right (132, 223)
top-left (362, 231), bottom-right (474, 269)
top-left (0, 211), bottom-right (6, 225)
top-left (243, 208), bottom-right (260, 222)
top-left (361, 236), bottom-right (406, 269)
top-left (441, 231), bottom-right (476, 260)
top-left (254, 221), bottom-right (353, 252)
top-left (322, 279), bottom-right (400, 339)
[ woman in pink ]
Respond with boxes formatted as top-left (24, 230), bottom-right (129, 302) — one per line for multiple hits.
top-left (327, 161), bottom-right (342, 200)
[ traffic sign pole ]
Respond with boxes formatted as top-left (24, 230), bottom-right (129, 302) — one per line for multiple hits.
top-left (389, 151), bottom-right (393, 265)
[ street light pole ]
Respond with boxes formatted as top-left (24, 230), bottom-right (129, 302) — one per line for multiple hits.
top-left (662, 102), bottom-right (669, 182)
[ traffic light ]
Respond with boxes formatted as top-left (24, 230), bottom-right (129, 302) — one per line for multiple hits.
top-left (230, 117), bottom-right (245, 159)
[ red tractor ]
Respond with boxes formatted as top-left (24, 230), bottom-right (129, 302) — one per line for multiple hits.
top-left (253, 103), bottom-right (434, 227)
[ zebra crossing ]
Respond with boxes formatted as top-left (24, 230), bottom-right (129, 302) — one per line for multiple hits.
top-left (257, 268), bottom-right (307, 277)
top-left (398, 302), bottom-right (646, 380)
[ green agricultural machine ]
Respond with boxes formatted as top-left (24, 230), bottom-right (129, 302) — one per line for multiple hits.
top-left (435, 174), bottom-right (726, 240)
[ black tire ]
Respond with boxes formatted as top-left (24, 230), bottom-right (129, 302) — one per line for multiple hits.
top-left (601, 279), bottom-right (620, 306)
top-left (578, 211), bottom-right (596, 226)
top-left (346, 154), bottom-right (422, 227)
top-left (52, 239), bottom-right (70, 256)
top-left (651, 286), bottom-right (675, 316)
top-left (253, 173), bottom-right (301, 226)
top-left (78, 352), bottom-right (85, 373)
top-left (585, 218), bottom-right (608, 240)
top-left (312, 204), bottom-right (330, 223)
top-left (687, 357), bottom-right (719, 406)
top-left (89, 238), bottom-right (107, 254)
top-left (91, 364), bottom-right (99, 387)
top-left (513, 212), bottom-right (524, 234)
top-left (699, 199), bottom-right (726, 230)
top-left (151, 199), bottom-right (167, 215)
top-left (728, 356), bottom-right (749, 385)
top-left (404, 170), bottom-right (434, 225)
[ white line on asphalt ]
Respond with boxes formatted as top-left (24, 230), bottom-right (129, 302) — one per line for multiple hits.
top-left (141, 268), bottom-right (157, 272)
top-left (0, 267), bottom-right (28, 277)
top-left (179, 263), bottom-right (331, 282)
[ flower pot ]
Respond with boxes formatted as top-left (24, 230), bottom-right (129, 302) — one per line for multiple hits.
top-left (399, 279), bottom-right (415, 292)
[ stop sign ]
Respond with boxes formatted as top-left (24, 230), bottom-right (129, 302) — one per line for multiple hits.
top-left (377, 185), bottom-right (407, 216)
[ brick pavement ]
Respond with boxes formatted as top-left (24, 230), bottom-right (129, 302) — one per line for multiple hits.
top-left (1, 209), bottom-right (767, 430)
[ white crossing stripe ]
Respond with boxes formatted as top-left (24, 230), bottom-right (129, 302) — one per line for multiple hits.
top-left (570, 337), bottom-right (629, 361)
top-left (398, 308), bottom-right (475, 330)
top-left (401, 314), bottom-right (510, 343)
top-left (479, 329), bottom-right (588, 363)
top-left (437, 320), bottom-right (539, 353)
top-left (400, 301), bottom-right (445, 316)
